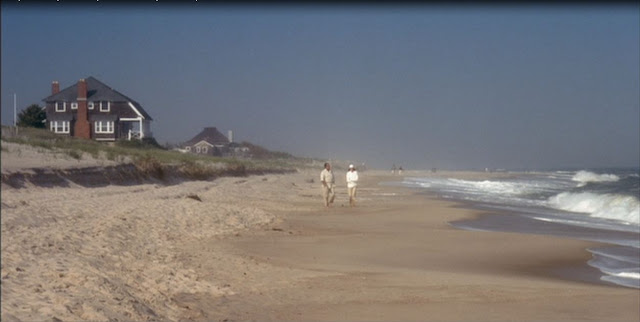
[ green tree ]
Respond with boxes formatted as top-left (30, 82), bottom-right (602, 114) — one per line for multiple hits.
top-left (17, 104), bottom-right (46, 128)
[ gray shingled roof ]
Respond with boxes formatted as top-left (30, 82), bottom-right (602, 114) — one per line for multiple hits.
top-left (184, 127), bottom-right (230, 146)
top-left (42, 76), bottom-right (153, 120)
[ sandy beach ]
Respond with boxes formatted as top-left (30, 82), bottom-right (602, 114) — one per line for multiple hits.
top-left (1, 144), bottom-right (638, 321)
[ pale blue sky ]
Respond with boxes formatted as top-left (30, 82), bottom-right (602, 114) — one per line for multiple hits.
top-left (2, 4), bottom-right (638, 170)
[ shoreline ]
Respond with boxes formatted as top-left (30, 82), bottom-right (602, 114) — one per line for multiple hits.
top-left (447, 202), bottom-right (613, 288)
top-left (2, 170), bottom-right (638, 321)
top-left (200, 172), bottom-right (639, 321)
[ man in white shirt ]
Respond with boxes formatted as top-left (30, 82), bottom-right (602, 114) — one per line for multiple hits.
top-left (346, 164), bottom-right (359, 207)
top-left (320, 162), bottom-right (335, 207)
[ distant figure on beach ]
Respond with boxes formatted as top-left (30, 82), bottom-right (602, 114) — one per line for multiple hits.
top-left (391, 164), bottom-right (397, 174)
top-left (398, 166), bottom-right (403, 175)
top-left (320, 162), bottom-right (335, 207)
top-left (346, 164), bottom-right (359, 207)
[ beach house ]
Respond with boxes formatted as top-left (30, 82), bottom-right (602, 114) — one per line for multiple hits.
top-left (183, 127), bottom-right (250, 157)
top-left (42, 77), bottom-right (153, 141)
top-left (183, 127), bottom-right (231, 156)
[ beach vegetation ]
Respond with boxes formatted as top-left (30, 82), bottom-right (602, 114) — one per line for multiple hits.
top-left (178, 160), bottom-right (217, 180)
top-left (134, 154), bottom-right (165, 179)
top-left (66, 150), bottom-right (82, 160)
top-left (1, 126), bottom-right (323, 180)
top-left (240, 141), bottom-right (296, 160)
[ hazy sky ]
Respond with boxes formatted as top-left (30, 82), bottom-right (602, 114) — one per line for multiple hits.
top-left (2, 3), bottom-right (638, 170)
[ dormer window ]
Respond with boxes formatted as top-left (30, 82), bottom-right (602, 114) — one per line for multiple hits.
top-left (55, 102), bottom-right (65, 112)
top-left (88, 102), bottom-right (94, 110)
top-left (71, 102), bottom-right (78, 110)
top-left (100, 101), bottom-right (110, 112)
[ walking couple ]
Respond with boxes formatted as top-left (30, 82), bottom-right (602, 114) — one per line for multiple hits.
top-left (320, 162), bottom-right (359, 208)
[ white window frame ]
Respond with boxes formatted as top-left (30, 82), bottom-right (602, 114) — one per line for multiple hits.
top-left (88, 101), bottom-right (94, 110)
top-left (100, 101), bottom-right (110, 112)
top-left (55, 102), bottom-right (65, 112)
top-left (94, 121), bottom-right (114, 134)
top-left (71, 102), bottom-right (78, 110)
top-left (202, 146), bottom-right (208, 153)
top-left (185, 146), bottom-right (191, 151)
top-left (196, 146), bottom-right (201, 153)
top-left (50, 121), bottom-right (70, 134)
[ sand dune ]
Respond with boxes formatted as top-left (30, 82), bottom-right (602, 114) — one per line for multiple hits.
top-left (1, 164), bottom-right (333, 321)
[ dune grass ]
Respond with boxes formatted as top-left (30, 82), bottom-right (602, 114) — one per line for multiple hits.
top-left (1, 126), bottom-right (315, 174)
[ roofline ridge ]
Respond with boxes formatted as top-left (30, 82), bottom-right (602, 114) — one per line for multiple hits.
top-left (41, 76), bottom-right (152, 120)
top-left (86, 76), bottom-right (137, 103)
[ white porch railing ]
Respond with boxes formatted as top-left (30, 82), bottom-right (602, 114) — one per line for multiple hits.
top-left (128, 130), bottom-right (142, 140)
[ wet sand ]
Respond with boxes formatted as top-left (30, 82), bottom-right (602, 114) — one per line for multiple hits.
top-left (180, 172), bottom-right (640, 321)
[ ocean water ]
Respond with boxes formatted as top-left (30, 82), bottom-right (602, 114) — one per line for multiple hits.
top-left (391, 169), bottom-right (640, 289)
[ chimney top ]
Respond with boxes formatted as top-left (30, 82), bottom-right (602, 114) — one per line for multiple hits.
top-left (52, 81), bottom-right (60, 95)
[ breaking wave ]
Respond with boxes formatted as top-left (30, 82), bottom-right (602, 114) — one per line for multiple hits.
top-left (547, 192), bottom-right (640, 225)
top-left (572, 171), bottom-right (620, 187)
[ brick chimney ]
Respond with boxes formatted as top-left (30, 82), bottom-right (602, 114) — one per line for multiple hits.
top-left (74, 79), bottom-right (91, 139)
top-left (52, 81), bottom-right (60, 95)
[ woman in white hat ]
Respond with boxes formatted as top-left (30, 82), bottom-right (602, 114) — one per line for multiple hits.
top-left (346, 164), bottom-right (359, 207)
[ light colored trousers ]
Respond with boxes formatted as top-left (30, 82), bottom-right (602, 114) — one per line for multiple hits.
top-left (348, 186), bottom-right (357, 205)
top-left (323, 184), bottom-right (335, 206)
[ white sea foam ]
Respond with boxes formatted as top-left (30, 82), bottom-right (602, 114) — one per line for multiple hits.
top-left (572, 170), bottom-right (620, 187)
top-left (547, 192), bottom-right (640, 225)
top-left (401, 179), bottom-right (431, 188)
top-left (610, 271), bottom-right (640, 280)
top-left (447, 179), bottom-right (530, 196)
top-left (598, 270), bottom-right (640, 288)
top-left (532, 216), bottom-right (640, 237)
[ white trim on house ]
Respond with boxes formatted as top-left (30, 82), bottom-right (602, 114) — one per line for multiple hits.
top-left (120, 117), bottom-right (151, 139)
top-left (127, 102), bottom-right (145, 119)
top-left (94, 121), bottom-right (114, 134)
top-left (50, 120), bottom-right (70, 134)
top-left (194, 140), bottom-right (215, 147)
top-left (55, 102), bottom-right (65, 112)
top-left (100, 101), bottom-right (110, 112)
top-left (88, 101), bottom-right (94, 110)
top-left (189, 141), bottom-right (216, 154)
top-left (71, 102), bottom-right (78, 109)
